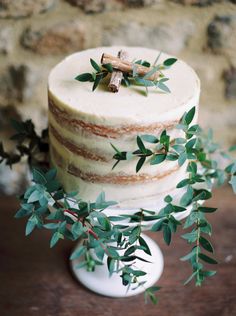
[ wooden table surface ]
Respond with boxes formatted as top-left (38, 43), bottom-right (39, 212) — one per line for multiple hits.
top-left (0, 187), bottom-right (236, 316)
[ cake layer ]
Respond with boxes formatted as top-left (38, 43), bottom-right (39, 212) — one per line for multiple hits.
top-left (48, 97), bottom-right (182, 139)
top-left (48, 46), bottom-right (200, 127)
top-left (48, 110), bottom-right (184, 161)
top-left (48, 46), bottom-right (200, 208)
top-left (50, 147), bottom-right (187, 208)
top-left (49, 129), bottom-right (182, 177)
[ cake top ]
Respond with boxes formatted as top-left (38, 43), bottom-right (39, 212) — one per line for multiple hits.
top-left (48, 46), bottom-right (200, 125)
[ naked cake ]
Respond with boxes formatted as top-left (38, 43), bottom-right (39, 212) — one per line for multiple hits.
top-left (48, 46), bottom-right (200, 209)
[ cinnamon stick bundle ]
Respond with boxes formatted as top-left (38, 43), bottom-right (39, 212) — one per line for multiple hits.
top-left (108, 50), bottom-right (129, 93)
top-left (101, 53), bottom-right (160, 81)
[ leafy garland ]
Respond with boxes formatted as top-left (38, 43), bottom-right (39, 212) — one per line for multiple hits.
top-left (74, 55), bottom-right (177, 95)
top-left (1, 107), bottom-right (236, 304)
top-left (0, 119), bottom-right (48, 168)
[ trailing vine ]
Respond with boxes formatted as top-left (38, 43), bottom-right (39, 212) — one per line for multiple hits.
top-left (1, 106), bottom-right (236, 303)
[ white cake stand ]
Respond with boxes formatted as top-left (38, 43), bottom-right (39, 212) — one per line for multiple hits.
top-left (70, 189), bottom-right (192, 298)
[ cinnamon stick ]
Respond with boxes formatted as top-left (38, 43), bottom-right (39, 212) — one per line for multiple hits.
top-left (108, 50), bottom-right (128, 92)
top-left (101, 53), bottom-right (160, 81)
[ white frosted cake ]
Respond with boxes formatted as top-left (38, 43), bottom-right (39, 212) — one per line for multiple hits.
top-left (48, 46), bottom-right (200, 209)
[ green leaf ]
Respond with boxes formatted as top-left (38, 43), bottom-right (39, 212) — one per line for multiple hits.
top-left (44, 223), bottom-right (59, 229)
top-left (184, 271), bottom-right (198, 285)
top-left (107, 257), bottom-right (116, 276)
top-left (172, 144), bottom-right (185, 154)
top-left (185, 138), bottom-right (196, 150)
top-left (143, 65), bottom-right (160, 80)
top-left (198, 207), bottom-right (217, 213)
top-left (229, 144), bottom-right (236, 152)
top-left (192, 189), bottom-right (212, 201)
top-left (184, 212), bottom-right (198, 229)
top-left (71, 221), bottom-right (84, 239)
top-left (129, 226), bottom-right (141, 244)
top-left (144, 286), bottom-right (161, 304)
top-left (15, 203), bottom-right (34, 218)
top-left (181, 230), bottom-right (198, 243)
top-left (187, 161), bottom-right (197, 174)
top-left (136, 157), bottom-right (146, 173)
top-left (32, 168), bottom-right (47, 185)
top-left (178, 152), bottom-right (187, 166)
top-left (110, 143), bottom-right (121, 155)
top-left (137, 136), bottom-right (146, 153)
top-left (199, 236), bottom-right (214, 253)
top-left (166, 153), bottom-right (178, 161)
top-left (200, 221), bottom-right (212, 235)
top-left (157, 82), bottom-right (171, 93)
top-left (103, 63), bottom-right (113, 73)
top-left (163, 224), bottom-right (171, 245)
top-left (27, 189), bottom-right (42, 203)
top-left (45, 168), bottom-right (57, 181)
top-left (201, 270), bottom-right (216, 277)
top-left (180, 185), bottom-right (194, 207)
top-left (229, 175), bottom-right (236, 193)
top-left (75, 73), bottom-right (93, 82)
top-left (198, 253), bottom-right (217, 264)
top-left (180, 248), bottom-right (197, 261)
top-left (150, 154), bottom-right (166, 165)
top-left (163, 58), bottom-right (177, 67)
top-left (185, 107), bottom-right (196, 125)
top-left (90, 58), bottom-right (101, 72)
top-left (151, 219), bottom-right (164, 232)
top-left (135, 77), bottom-right (154, 87)
top-left (164, 195), bottom-right (172, 203)
top-left (141, 134), bottom-right (159, 143)
top-left (70, 245), bottom-right (86, 260)
top-left (173, 205), bottom-right (186, 213)
top-left (176, 179), bottom-right (189, 188)
top-left (92, 74), bottom-right (103, 91)
top-left (97, 214), bottom-right (111, 231)
top-left (124, 246), bottom-right (136, 256)
top-left (25, 215), bottom-right (38, 236)
top-left (139, 236), bottom-right (151, 255)
top-left (50, 231), bottom-right (64, 248)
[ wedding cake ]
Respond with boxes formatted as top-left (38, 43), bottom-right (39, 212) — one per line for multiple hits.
top-left (48, 46), bottom-right (200, 209)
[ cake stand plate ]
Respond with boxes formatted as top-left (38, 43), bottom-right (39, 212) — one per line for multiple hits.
top-left (71, 233), bottom-right (163, 298)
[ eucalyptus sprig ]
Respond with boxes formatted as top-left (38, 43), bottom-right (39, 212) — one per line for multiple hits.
top-left (0, 119), bottom-right (48, 168)
top-left (75, 55), bottom-right (177, 95)
top-left (2, 105), bottom-right (236, 304)
top-left (14, 167), bottom-right (160, 302)
top-left (111, 106), bottom-right (236, 286)
top-left (75, 58), bottom-right (113, 91)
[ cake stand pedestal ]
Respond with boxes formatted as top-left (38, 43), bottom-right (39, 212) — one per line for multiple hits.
top-left (71, 233), bottom-right (163, 297)
top-left (70, 192), bottom-right (192, 298)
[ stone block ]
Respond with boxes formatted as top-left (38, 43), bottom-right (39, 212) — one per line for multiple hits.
top-left (0, 0), bottom-right (56, 19)
top-left (21, 21), bottom-right (85, 55)
top-left (0, 64), bottom-right (39, 106)
top-left (102, 21), bottom-right (195, 55)
top-left (207, 14), bottom-right (236, 62)
top-left (223, 67), bottom-right (236, 100)
top-left (0, 27), bottom-right (13, 54)
top-left (66, 0), bottom-right (106, 13)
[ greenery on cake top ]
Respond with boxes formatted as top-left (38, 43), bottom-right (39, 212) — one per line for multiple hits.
top-left (74, 55), bottom-right (177, 96)
top-left (1, 107), bottom-right (236, 304)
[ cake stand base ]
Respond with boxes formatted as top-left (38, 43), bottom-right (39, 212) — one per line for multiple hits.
top-left (70, 233), bottom-right (164, 298)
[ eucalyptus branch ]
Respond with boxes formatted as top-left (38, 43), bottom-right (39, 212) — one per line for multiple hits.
top-left (0, 119), bottom-right (49, 168)
top-left (3, 105), bottom-right (235, 304)
top-left (111, 105), bottom-right (236, 287)
top-left (111, 106), bottom-right (236, 192)
top-left (75, 55), bottom-right (177, 96)
top-left (14, 167), bottom-right (159, 298)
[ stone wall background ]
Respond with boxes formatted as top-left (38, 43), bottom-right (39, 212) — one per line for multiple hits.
top-left (0, 0), bottom-right (236, 193)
